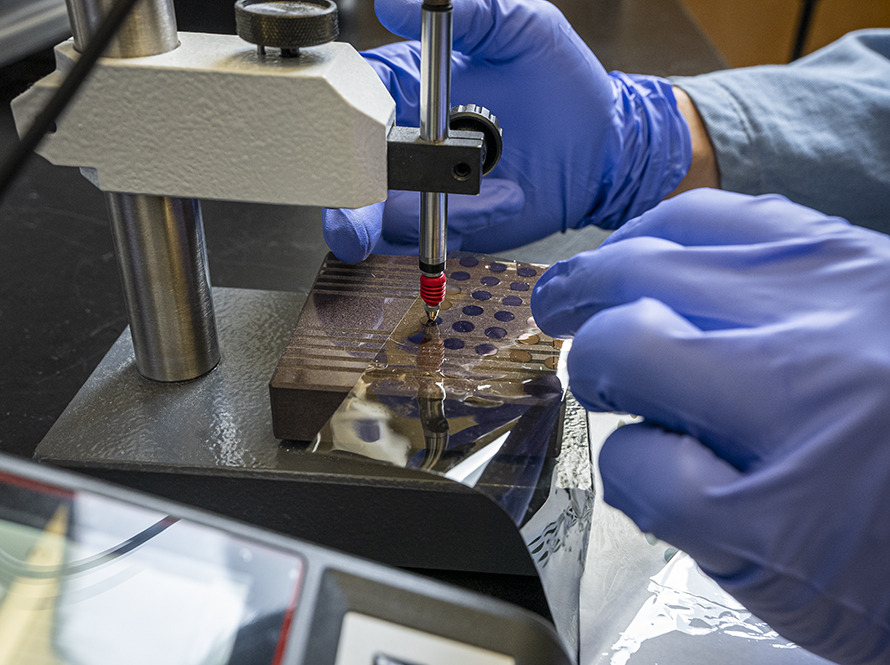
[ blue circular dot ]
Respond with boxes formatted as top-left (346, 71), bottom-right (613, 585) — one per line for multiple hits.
top-left (357, 419), bottom-right (380, 442)
top-left (452, 320), bottom-right (475, 333)
top-left (517, 267), bottom-right (538, 277)
top-left (472, 290), bottom-right (492, 301)
top-left (480, 276), bottom-right (500, 286)
top-left (502, 295), bottom-right (523, 306)
top-left (485, 327), bottom-right (507, 339)
top-left (476, 343), bottom-right (498, 356)
top-left (444, 338), bottom-right (465, 350)
top-left (450, 271), bottom-right (470, 281)
top-left (494, 311), bottom-right (515, 322)
top-left (407, 331), bottom-right (425, 344)
top-left (459, 257), bottom-right (479, 267)
top-left (488, 262), bottom-right (507, 273)
top-left (510, 282), bottom-right (530, 292)
top-left (462, 305), bottom-right (484, 316)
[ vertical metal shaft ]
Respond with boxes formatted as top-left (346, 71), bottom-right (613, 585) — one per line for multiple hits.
top-left (105, 195), bottom-right (217, 381)
top-left (65, 0), bottom-right (179, 57)
top-left (419, 1), bottom-right (452, 275)
top-left (65, 0), bottom-right (219, 382)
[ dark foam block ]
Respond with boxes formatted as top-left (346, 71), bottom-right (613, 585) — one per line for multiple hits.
top-left (270, 254), bottom-right (418, 441)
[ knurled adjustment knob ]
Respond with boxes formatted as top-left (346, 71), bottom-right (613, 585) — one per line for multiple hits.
top-left (450, 104), bottom-right (503, 175)
top-left (235, 0), bottom-right (339, 56)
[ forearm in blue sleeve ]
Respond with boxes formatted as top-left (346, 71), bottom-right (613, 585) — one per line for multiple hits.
top-left (672, 29), bottom-right (890, 234)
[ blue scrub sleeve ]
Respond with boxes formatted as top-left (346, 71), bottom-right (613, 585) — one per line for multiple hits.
top-left (672, 29), bottom-right (890, 234)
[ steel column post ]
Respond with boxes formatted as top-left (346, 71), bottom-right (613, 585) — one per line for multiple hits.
top-left (64, 0), bottom-right (219, 381)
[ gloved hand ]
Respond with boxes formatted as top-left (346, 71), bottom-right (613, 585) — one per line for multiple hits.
top-left (323, 0), bottom-right (692, 263)
top-left (531, 189), bottom-right (890, 665)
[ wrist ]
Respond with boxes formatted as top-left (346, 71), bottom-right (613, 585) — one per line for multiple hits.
top-left (585, 74), bottom-right (694, 231)
top-left (668, 86), bottom-right (720, 196)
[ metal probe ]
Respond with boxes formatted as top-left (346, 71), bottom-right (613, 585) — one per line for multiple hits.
top-left (418, 0), bottom-right (453, 323)
top-left (416, 320), bottom-right (449, 470)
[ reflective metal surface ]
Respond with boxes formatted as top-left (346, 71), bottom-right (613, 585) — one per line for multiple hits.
top-left (65, 0), bottom-right (218, 382)
top-left (106, 193), bottom-right (219, 382)
top-left (420, 190), bottom-right (447, 272)
top-left (419, 5), bottom-right (450, 144)
top-left (309, 255), bottom-right (594, 653)
top-left (419, 4), bottom-right (452, 271)
top-left (65, 0), bottom-right (178, 57)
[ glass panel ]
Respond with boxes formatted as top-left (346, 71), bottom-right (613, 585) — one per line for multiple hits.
top-left (0, 471), bottom-right (303, 665)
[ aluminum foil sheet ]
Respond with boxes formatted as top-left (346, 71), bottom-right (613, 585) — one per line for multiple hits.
top-left (305, 255), bottom-right (594, 656)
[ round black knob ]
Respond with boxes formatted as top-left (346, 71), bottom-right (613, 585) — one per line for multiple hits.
top-left (450, 104), bottom-right (503, 176)
top-left (235, 0), bottom-right (339, 55)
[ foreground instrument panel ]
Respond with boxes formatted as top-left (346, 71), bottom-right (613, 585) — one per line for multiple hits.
top-left (0, 454), bottom-right (572, 665)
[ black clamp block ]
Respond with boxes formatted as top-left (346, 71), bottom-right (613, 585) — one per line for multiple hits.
top-left (386, 126), bottom-right (484, 195)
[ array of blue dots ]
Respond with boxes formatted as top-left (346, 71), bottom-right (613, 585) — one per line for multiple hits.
top-left (409, 260), bottom-right (543, 357)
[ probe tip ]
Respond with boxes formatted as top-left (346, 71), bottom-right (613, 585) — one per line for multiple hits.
top-left (420, 272), bottom-right (447, 323)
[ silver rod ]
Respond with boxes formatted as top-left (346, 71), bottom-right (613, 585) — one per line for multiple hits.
top-left (107, 194), bottom-right (219, 381)
top-left (419, 4), bottom-right (452, 271)
top-left (420, 191), bottom-right (447, 270)
top-left (66, 0), bottom-right (218, 381)
top-left (65, 0), bottom-right (178, 58)
top-left (420, 6), bottom-right (451, 144)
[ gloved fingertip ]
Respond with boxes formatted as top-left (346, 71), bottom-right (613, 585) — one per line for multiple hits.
top-left (322, 203), bottom-right (384, 264)
top-left (532, 258), bottom-right (570, 294)
top-left (530, 255), bottom-right (595, 338)
top-left (563, 297), bottom-right (700, 412)
top-left (375, 0), bottom-right (422, 40)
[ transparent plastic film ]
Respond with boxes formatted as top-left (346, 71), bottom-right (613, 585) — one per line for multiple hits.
top-left (310, 254), bottom-right (594, 654)
top-left (315, 255), bottom-right (566, 519)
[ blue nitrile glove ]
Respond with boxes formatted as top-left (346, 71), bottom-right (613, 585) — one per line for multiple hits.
top-left (531, 189), bottom-right (890, 665)
top-left (322, 0), bottom-right (692, 263)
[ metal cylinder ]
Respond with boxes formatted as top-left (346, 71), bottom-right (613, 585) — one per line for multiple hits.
top-left (66, 0), bottom-right (219, 381)
top-left (420, 191), bottom-right (447, 270)
top-left (107, 194), bottom-right (219, 381)
top-left (419, 3), bottom-right (452, 272)
top-left (65, 0), bottom-right (179, 57)
top-left (419, 5), bottom-right (451, 144)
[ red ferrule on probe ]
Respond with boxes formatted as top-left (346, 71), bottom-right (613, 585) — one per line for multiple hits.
top-left (420, 273), bottom-right (447, 310)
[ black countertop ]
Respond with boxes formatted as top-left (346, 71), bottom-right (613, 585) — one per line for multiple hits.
top-left (0, 0), bottom-right (725, 459)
